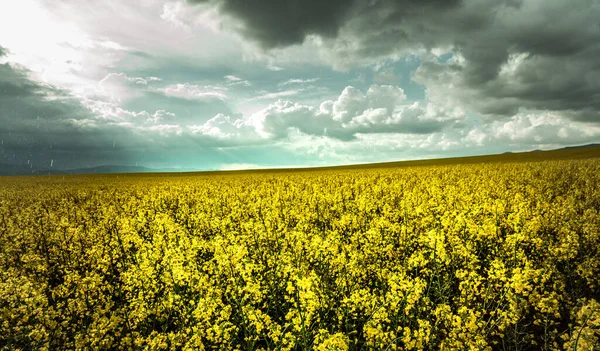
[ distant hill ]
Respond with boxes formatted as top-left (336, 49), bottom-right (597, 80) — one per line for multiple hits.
top-left (0, 164), bottom-right (195, 176)
top-left (65, 165), bottom-right (157, 174)
top-left (560, 143), bottom-right (600, 150)
top-left (323, 143), bottom-right (600, 171)
top-left (322, 143), bottom-right (600, 171)
top-left (174, 143), bottom-right (600, 176)
top-left (0, 163), bottom-right (65, 176)
top-left (234, 143), bottom-right (600, 174)
top-left (1, 144), bottom-right (599, 176)
top-left (64, 165), bottom-right (198, 175)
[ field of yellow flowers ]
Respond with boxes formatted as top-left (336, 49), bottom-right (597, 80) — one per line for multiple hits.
top-left (1, 158), bottom-right (600, 350)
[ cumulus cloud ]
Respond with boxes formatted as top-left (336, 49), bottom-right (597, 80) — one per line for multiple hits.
top-left (200, 84), bottom-right (458, 142)
top-left (490, 112), bottom-right (600, 146)
top-left (190, 113), bottom-right (258, 141)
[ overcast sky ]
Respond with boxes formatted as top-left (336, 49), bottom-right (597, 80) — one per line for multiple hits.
top-left (1, 0), bottom-right (599, 170)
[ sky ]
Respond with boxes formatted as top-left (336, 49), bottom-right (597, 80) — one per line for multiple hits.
top-left (0, 0), bottom-right (599, 171)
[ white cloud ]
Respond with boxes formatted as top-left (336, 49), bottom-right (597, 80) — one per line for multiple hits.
top-left (248, 100), bottom-right (321, 138)
top-left (223, 75), bottom-right (252, 87)
top-left (190, 113), bottom-right (254, 140)
top-left (146, 110), bottom-right (176, 123)
top-left (160, 83), bottom-right (228, 100)
top-left (332, 85), bottom-right (406, 123)
top-left (279, 78), bottom-right (320, 86)
top-left (490, 112), bottom-right (600, 146)
top-left (227, 80), bottom-right (252, 87)
top-left (245, 89), bottom-right (302, 102)
top-left (79, 97), bottom-right (176, 126)
top-left (96, 72), bottom-right (164, 102)
top-left (161, 1), bottom-right (189, 29)
top-left (266, 63), bottom-right (284, 71)
top-left (144, 124), bottom-right (182, 136)
top-left (185, 113), bottom-right (268, 148)
top-left (465, 128), bottom-right (488, 145)
top-left (224, 75), bottom-right (242, 81)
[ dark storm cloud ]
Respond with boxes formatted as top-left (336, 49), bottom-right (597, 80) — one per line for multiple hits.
top-left (0, 60), bottom-right (89, 135)
top-left (0, 57), bottom-right (145, 168)
top-left (409, 0), bottom-right (600, 121)
top-left (187, 0), bottom-right (462, 48)
top-left (187, 0), bottom-right (355, 48)
top-left (188, 0), bottom-right (600, 121)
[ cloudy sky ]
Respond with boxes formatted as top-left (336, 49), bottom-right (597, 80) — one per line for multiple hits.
top-left (1, 0), bottom-right (599, 170)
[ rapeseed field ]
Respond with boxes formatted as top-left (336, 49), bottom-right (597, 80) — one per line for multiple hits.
top-left (1, 157), bottom-right (599, 350)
